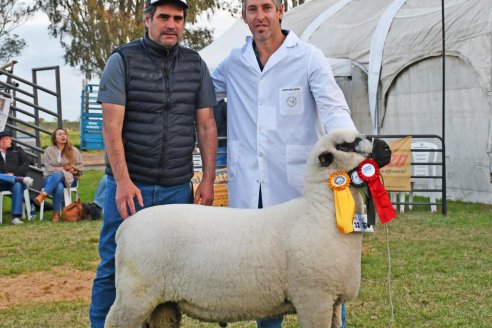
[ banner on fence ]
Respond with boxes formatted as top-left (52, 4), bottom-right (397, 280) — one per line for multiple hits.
top-left (380, 136), bottom-right (412, 191)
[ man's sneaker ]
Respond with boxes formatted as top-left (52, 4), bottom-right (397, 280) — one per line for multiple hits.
top-left (23, 177), bottom-right (34, 188)
top-left (89, 203), bottom-right (102, 220)
top-left (11, 218), bottom-right (23, 225)
top-left (83, 202), bottom-right (102, 220)
top-left (82, 203), bottom-right (91, 217)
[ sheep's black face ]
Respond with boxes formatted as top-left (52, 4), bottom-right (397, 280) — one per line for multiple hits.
top-left (318, 137), bottom-right (364, 167)
top-left (318, 135), bottom-right (391, 169)
top-left (335, 137), bottom-right (362, 153)
top-left (371, 139), bottom-right (392, 168)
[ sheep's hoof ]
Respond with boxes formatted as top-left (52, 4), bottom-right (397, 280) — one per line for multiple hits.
top-left (219, 322), bottom-right (228, 327)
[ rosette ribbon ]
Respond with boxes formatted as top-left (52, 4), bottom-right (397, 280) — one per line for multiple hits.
top-left (349, 169), bottom-right (376, 226)
top-left (357, 159), bottom-right (396, 224)
top-left (328, 172), bottom-right (355, 234)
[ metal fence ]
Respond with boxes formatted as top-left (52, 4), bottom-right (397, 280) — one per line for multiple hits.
top-left (370, 134), bottom-right (446, 215)
top-left (0, 61), bottom-right (64, 196)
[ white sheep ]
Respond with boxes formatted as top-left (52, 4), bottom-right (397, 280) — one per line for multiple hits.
top-left (105, 129), bottom-right (392, 328)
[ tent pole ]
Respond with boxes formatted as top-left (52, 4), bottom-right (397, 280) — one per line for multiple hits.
top-left (441, 0), bottom-right (447, 215)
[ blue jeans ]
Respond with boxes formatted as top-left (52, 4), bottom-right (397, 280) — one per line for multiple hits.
top-left (342, 303), bottom-right (346, 328)
top-left (89, 176), bottom-right (193, 328)
top-left (43, 171), bottom-right (77, 211)
top-left (258, 316), bottom-right (284, 328)
top-left (257, 304), bottom-right (345, 328)
top-left (93, 175), bottom-right (107, 208)
top-left (216, 145), bottom-right (227, 168)
top-left (0, 174), bottom-right (25, 217)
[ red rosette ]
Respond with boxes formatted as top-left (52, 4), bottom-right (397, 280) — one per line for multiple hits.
top-left (357, 159), bottom-right (380, 183)
top-left (356, 159), bottom-right (396, 224)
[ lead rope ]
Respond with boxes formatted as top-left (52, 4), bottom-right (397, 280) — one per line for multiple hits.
top-left (379, 174), bottom-right (396, 328)
top-left (385, 224), bottom-right (395, 327)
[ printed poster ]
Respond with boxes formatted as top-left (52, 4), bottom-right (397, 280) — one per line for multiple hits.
top-left (0, 96), bottom-right (10, 132)
top-left (380, 136), bottom-right (412, 191)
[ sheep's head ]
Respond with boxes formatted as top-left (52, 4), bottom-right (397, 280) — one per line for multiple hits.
top-left (304, 129), bottom-right (391, 185)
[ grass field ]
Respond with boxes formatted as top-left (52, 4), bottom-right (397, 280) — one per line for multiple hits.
top-left (0, 175), bottom-right (491, 327)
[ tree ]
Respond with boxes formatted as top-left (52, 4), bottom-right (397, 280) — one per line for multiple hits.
top-left (0, 1), bottom-right (37, 66)
top-left (37, 0), bottom-right (307, 79)
top-left (37, 0), bottom-right (233, 79)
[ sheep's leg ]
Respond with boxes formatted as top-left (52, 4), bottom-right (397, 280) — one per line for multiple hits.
top-left (294, 294), bottom-right (334, 328)
top-left (149, 302), bottom-right (181, 328)
top-left (105, 296), bottom-right (150, 328)
top-left (331, 303), bottom-right (342, 328)
top-left (105, 280), bottom-right (161, 328)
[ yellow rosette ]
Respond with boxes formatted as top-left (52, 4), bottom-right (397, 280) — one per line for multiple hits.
top-left (328, 171), bottom-right (355, 234)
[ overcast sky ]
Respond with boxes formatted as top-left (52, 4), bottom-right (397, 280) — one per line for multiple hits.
top-left (13, 10), bottom-right (237, 121)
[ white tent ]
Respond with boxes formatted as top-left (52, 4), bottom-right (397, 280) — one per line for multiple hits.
top-left (200, 20), bottom-right (251, 72)
top-left (201, 0), bottom-right (492, 204)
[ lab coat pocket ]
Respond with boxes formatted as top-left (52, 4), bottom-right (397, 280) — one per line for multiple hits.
top-left (285, 145), bottom-right (312, 192)
top-left (279, 87), bottom-right (304, 116)
top-left (228, 141), bottom-right (240, 181)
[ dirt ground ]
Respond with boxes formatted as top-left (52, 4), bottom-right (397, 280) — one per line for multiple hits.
top-left (0, 267), bottom-right (95, 309)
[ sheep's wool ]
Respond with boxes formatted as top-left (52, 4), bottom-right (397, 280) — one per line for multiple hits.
top-left (105, 129), bottom-right (391, 328)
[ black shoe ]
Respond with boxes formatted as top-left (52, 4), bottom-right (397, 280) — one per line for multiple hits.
top-left (82, 202), bottom-right (91, 217)
top-left (89, 203), bottom-right (102, 220)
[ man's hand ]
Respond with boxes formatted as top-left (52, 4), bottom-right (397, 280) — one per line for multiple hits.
top-left (193, 179), bottom-right (214, 205)
top-left (115, 178), bottom-right (143, 219)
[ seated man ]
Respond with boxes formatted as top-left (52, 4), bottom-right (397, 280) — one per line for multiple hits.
top-left (0, 131), bottom-right (34, 225)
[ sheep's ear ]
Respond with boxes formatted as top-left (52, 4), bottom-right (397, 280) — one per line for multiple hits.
top-left (318, 151), bottom-right (334, 167)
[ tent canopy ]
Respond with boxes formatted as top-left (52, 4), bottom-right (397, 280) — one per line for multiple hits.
top-left (282, 0), bottom-right (491, 131)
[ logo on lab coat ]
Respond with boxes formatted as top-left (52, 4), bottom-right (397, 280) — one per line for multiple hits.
top-left (280, 87), bottom-right (303, 115)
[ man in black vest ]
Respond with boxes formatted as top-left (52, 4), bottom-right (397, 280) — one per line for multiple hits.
top-left (90, 0), bottom-right (218, 326)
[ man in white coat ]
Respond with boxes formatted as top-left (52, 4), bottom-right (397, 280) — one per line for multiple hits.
top-left (212, 0), bottom-right (356, 327)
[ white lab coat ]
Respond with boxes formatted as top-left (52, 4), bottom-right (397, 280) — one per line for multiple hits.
top-left (212, 31), bottom-right (356, 209)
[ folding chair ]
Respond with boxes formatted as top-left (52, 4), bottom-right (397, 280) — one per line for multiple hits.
top-left (0, 189), bottom-right (32, 224)
top-left (400, 142), bottom-right (438, 213)
top-left (39, 180), bottom-right (80, 220)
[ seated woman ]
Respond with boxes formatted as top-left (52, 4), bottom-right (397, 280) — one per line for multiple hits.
top-left (34, 128), bottom-right (84, 222)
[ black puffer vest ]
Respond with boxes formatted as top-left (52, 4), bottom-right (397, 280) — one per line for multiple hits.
top-left (106, 35), bottom-right (204, 186)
